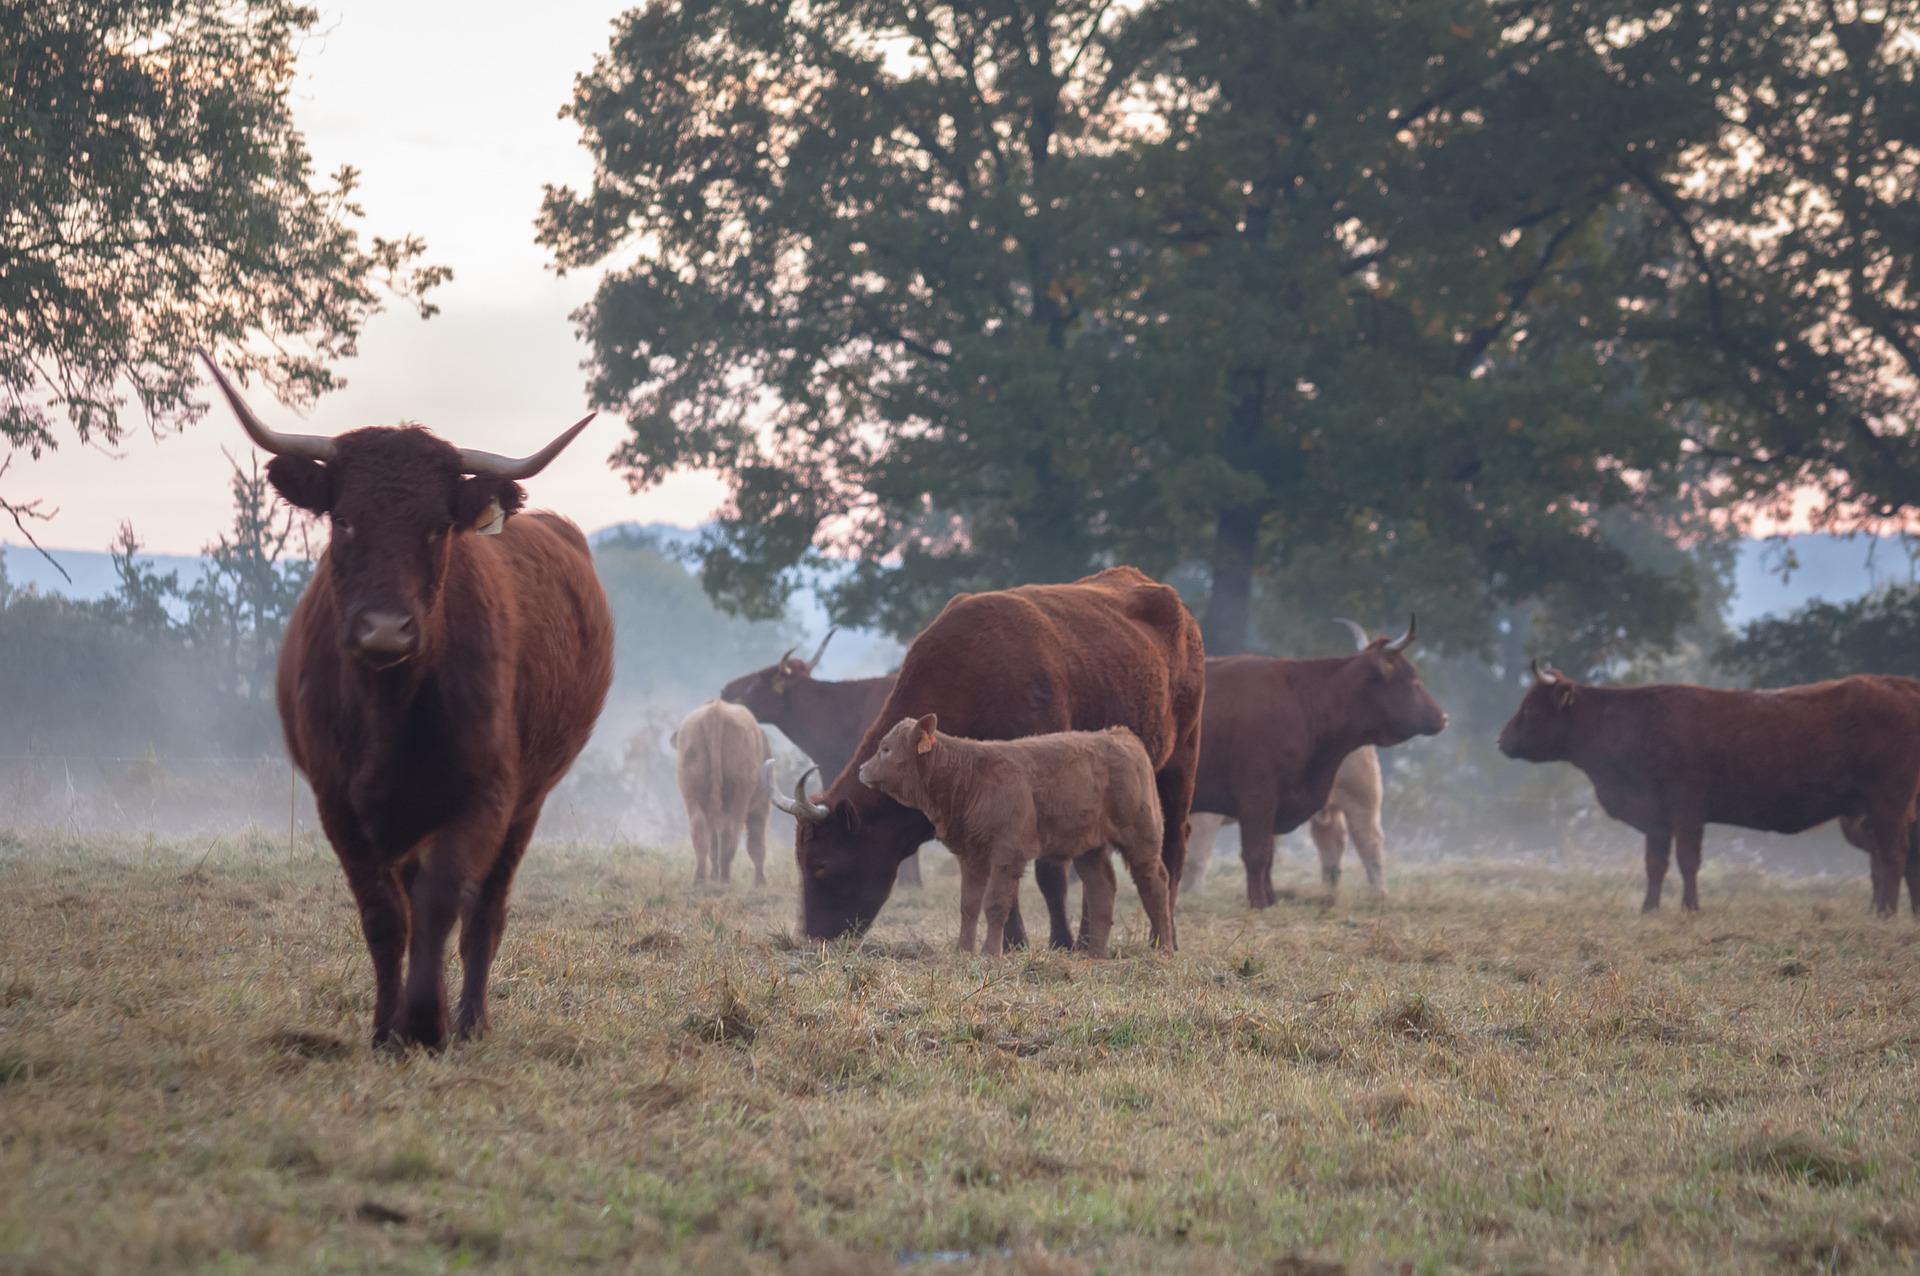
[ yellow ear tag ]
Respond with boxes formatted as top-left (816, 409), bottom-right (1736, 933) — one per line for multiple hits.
top-left (476, 497), bottom-right (505, 536)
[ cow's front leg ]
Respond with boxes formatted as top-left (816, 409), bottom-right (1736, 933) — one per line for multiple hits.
top-left (456, 813), bottom-right (537, 1041)
top-left (402, 824), bottom-right (497, 1051)
top-left (1642, 830), bottom-right (1671, 912)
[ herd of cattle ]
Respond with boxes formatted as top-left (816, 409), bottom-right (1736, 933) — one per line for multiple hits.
top-left (198, 356), bottom-right (1920, 1050)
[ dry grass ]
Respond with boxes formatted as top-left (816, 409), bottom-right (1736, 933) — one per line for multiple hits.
top-left (4, 831), bottom-right (1920, 1273)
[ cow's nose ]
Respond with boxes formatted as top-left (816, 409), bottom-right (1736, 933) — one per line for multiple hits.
top-left (353, 610), bottom-right (418, 662)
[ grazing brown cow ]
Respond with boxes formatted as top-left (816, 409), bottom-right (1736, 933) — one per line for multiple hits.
top-left (858, 717), bottom-right (1172, 956)
top-left (770, 566), bottom-right (1205, 949)
top-left (200, 352), bottom-right (613, 1049)
top-left (1498, 664), bottom-right (1920, 916)
top-left (672, 700), bottom-right (772, 886)
top-left (1184, 745), bottom-right (1386, 896)
top-left (719, 629), bottom-right (923, 887)
top-left (1190, 619), bottom-right (1447, 908)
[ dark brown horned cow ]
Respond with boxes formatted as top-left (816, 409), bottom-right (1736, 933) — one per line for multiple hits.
top-left (1498, 665), bottom-right (1920, 916)
top-left (718, 629), bottom-right (922, 887)
top-left (1189, 619), bottom-right (1448, 908)
top-left (769, 567), bottom-right (1205, 949)
top-left (200, 352), bottom-right (613, 1049)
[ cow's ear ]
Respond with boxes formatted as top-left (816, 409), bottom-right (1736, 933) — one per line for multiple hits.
top-left (453, 475), bottom-right (527, 533)
top-left (914, 713), bottom-right (938, 754)
top-left (266, 456), bottom-right (331, 514)
top-left (1553, 683), bottom-right (1576, 710)
top-left (835, 799), bottom-right (862, 833)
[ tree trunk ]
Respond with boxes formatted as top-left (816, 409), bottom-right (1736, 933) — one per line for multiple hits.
top-left (1203, 504), bottom-right (1260, 656)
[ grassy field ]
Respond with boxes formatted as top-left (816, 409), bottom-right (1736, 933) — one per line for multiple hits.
top-left (3, 831), bottom-right (1920, 1274)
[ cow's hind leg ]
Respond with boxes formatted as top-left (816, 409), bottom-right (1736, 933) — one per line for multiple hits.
top-left (745, 803), bottom-right (769, 888)
top-left (1309, 807), bottom-right (1347, 895)
top-left (1181, 813), bottom-right (1225, 893)
top-left (980, 856), bottom-right (1029, 956)
top-left (1674, 822), bottom-right (1705, 912)
top-left (1642, 830), bottom-right (1672, 913)
top-left (689, 811), bottom-right (712, 884)
top-left (1866, 795), bottom-right (1911, 918)
top-left (455, 813), bottom-right (537, 1041)
top-left (1153, 725), bottom-right (1201, 909)
top-left (1033, 859), bottom-right (1072, 951)
top-left (1239, 807), bottom-right (1278, 910)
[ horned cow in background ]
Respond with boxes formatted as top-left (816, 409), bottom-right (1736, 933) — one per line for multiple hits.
top-left (199, 351), bottom-right (614, 1051)
top-left (719, 629), bottom-right (922, 886)
top-left (672, 700), bottom-right (773, 886)
top-left (1184, 745), bottom-right (1386, 897)
top-left (1190, 618), bottom-right (1446, 908)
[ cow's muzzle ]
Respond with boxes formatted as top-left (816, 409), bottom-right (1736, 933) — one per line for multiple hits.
top-left (352, 609), bottom-right (419, 667)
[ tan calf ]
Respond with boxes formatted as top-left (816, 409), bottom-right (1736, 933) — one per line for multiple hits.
top-left (857, 716), bottom-right (1174, 956)
top-left (673, 700), bottom-right (773, 885)
top-left (1183, 747), bottom-right (1387, 896)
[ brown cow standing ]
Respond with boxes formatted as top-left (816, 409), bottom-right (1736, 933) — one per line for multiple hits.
top-left (1498, 664), bottom-right (1920, 916)
top-left (200, 353), bottom-right (613, 1050)
top-left (1184, 745), bottom-right (1387, 896)
top-left (770, 566), bottom-right (1205, 949)
top-left (719, 629), bottom-right (922, 887)
top-left (858, 717), bottom-right (1172, 956)
top-left (672, 700), bottom-right (772, 886)
top-left (1190, 619), bottom-right (1448, 908)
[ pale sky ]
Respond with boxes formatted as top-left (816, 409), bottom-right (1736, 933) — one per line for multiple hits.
top-left (19, 1), bottom-right (724, 557)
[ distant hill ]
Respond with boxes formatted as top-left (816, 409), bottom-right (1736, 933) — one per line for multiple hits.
top-left (8, 530), bottom-right (1909, 653)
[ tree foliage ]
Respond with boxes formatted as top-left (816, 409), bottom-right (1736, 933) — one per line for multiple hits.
top-left (544, 0), bottom-right (1919, 662)
top-left (0, 0), bottom-right (447, 559)
top-left (1719, 580), bottom-right (1920, 687)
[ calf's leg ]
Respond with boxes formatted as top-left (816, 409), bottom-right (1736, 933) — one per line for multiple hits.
top-left (956, 856), bottom-right (987, 954)
top-left (980, 856), bottom-right (1029, 956)
top-left (1074, 851), bottom-right (1118, 958)
top-left (1120, 828), bottom-right (1176, 952)
top-left (717, 814), bottom-right (741, 883)
top-left (1642, 830), bottom-right (1672, 913)
top-left (456, 812), bottom-right (537, 1041)
top-left (897, 851), bottom-right (923, 888)
top-left (1349, 807), bottom-right (1388, 895)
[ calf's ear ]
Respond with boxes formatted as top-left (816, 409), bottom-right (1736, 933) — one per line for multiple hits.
top-left (266, 457), bottom-right (331, 514)
top-left (914, 713), bottom-right (938, 754)
top-left (454, 475), bottom-right (527, 532)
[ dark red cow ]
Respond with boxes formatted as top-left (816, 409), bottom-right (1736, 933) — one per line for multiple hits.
top-left (769, 567), bottom-right (1205, 948)
top-left (201, 352), bottom-right (613, 1049)
top-left (719, 629), bottom-right (922, 887)
top-left (1190, 619), bottom-right (1448, 908)
top-left (1498, 664), bottom-right (1920, 916)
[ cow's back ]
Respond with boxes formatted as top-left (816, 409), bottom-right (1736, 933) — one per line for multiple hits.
top-left (858, 567), bottom-right (1201, 776)
top-left (677, 700), bottom-right (770, 819)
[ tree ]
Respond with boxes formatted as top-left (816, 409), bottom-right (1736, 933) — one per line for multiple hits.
top-left (106, 521), bottom-right (181, 634)
top-left (183, 455), bottom-right (313, 703)
top-left (541, 1), bottom-right (1717, 659)
top-left (1719, 582), bottom-right (1920, 687)
top-left (1, 0), bottom-right (448, 566)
